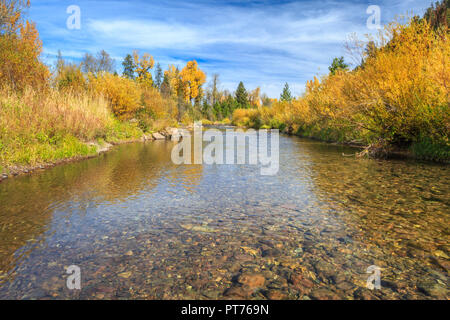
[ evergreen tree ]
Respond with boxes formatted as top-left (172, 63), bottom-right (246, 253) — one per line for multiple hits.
top-left (160, 73), bottom-right (171, 98)
top-left (235, 81), bottom-right (248, 108)
top-left (329, 57), bottom-right (349, 75)
top-left (122, 54), bottom-right (135, 79)
top-left (280, 83), bottom-right (292, 102)
top-left (154, 63), bottom-right (163, 89)
top-left (424, 0), bottom-right (449, 30)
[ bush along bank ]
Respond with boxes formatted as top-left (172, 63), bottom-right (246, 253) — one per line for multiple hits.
top-left (232, 18), bottom-right (449, 163)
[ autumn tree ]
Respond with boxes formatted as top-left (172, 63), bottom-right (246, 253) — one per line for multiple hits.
top-left (81, 53), bottom-right (96, 74)
top-left (179, 60), bottom-right (206, 103)
top-left (162, 64), bottom-right (181, 98)
top-left (96, 50), bottom-right (115, 73)
top-left (424, 0), bottom-right (449, 29)
top-left (261, 93), bottom-right (274, 107)
top-left (0, 0), bottom-right (49, 90)
top-left (133, 50), bottom-right (154, 86)
top-left (54, 50), bottom-right (85, 92)
top-left (80, 50), bottom-right (115, 75)
top-left (249, 87), bottom-right (261, 107)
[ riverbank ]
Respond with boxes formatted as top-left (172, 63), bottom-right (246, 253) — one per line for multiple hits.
top-left (231, 19), bottom-right (449, 164)
top-left (0, 127), bottom-right (181, 183)
top-left (230, 120), bottom-right (449, 163)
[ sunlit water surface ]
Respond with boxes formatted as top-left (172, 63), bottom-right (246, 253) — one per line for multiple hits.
top-left (0, 131), bottom-right (448, 299)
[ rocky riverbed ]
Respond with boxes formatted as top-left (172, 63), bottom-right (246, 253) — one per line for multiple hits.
top-left (0, 130), bottom-right (448, 300)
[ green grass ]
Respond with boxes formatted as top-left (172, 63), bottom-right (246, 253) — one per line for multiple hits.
top-left (0, 117), bottom-right (145, 169)
top-left (411, 138), bottom-right (450, 162)
top-left (0, 134), bottom-right (98, 166)
top-left (104, 120), bottom-right (144, 143)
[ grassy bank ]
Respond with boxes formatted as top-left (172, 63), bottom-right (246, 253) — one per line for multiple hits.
top-left (0, 87), bottom-right (147, 174)
top-left (232, 18), bottom-right (449, 163)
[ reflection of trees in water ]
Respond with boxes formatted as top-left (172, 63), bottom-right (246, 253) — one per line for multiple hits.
top-left (295, 137), bottom-right (449, 260)
top-left (165, 165), bottom-right (204, 193)
top-left (0, 141), bottom-right (203, 278)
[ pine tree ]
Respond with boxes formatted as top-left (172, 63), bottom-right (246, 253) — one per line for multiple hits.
top-left (160, 73), bottom-right (171, 98)
top-left (122, 54), bottom-right (135, 79)
top-left (329, 57), bottom-right (349, 75)
top-left (235, 81), bottom-right (248, 108)
top-left (280, 82), bottom-right (292, 102)
top-left (154, 63), bottom-right (163, 89)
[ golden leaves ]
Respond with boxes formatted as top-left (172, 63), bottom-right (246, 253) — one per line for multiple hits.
top-left (133, 51), bottom-right (155, 86)
top-left (232, 19), bottom-right (448, 149)
top-left (89, 73), bottom-right (141, 119)
top-left (179, 60), bottom-right (206, 102)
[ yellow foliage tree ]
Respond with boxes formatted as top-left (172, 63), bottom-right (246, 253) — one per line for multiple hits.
top-left (0, 0), bottom-right (49, 90)
top-left (141, 86), bottom-right (178, 120)
top-left (249, 87), bottom-right (262, 108)
top-left (89, 73), bottom-right (141, 120)
top-left (164, 64), bottom-right (181, 98)
top-left (179, 60), bottom-right (206, 103)
top-left (133, 50), bottom-right (154, 87)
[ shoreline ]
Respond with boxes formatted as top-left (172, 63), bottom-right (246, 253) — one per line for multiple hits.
top-left (236, 125), bottom-right (448, 164)
top-left (0, 128), bottom-right (180, 183)
top-left (1, 125), bottom-right (446, 183)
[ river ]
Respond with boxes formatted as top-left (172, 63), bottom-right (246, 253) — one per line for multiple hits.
top-left (0, 129), bottom-right (448, 299)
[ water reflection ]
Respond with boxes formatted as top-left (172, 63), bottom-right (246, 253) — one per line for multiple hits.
top-left (0, 133), bottom-right (448, 300)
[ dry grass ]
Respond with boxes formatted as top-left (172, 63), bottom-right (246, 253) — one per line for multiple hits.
top-left (0, 87), bottom-right (142, 166)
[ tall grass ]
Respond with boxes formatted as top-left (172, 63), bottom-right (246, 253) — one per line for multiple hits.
top-left (0, 87), bottom-right (142, 166)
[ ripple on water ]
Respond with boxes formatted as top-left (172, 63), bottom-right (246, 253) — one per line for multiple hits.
top-left (0, 134), bottom-right (448, 300)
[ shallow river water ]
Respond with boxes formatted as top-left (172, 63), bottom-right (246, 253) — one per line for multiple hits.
top-left (0, 130), bottom-right (448, 299)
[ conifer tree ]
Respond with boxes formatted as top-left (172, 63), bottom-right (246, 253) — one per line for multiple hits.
top-left (122, 54), bottom-right (135, 79)
top-left (235, 81), bottom-right (248, 108)
top-left (280, 82), bottom-right (292, 102)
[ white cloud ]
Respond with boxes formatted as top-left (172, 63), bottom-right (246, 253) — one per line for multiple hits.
top-left (31, 0), bottom-right (429, 97)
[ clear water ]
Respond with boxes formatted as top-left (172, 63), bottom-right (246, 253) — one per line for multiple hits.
top-left (0, 132), bottom-right (448, 299)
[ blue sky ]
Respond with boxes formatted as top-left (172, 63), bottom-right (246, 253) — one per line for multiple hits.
top-left (29, 0), bottom-right (430, 98)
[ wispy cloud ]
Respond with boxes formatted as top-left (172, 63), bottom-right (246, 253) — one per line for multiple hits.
top-left (29, 0), bottom-right (428, 97)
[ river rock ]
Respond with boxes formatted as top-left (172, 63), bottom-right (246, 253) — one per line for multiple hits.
top-left (142, 134), bottom-right (153, 141)
top-left (237, 273), bottom-right (265, 289)
top-left (166, 128), bottom-right (181, 141)
top-left (265, 290), bottom-right (286, 300)
top-left (417, 280), bottom-right (448, 298)
top-left (309, 288), bottom-right (340, 300)
top-left (223, 286), bottom-right (249, 299)
top-left (289, 273), bottom-right (314, 291)
top-left (262, 248), bottom-right (281, 257)
top-left (353, 288), bottom-right (378, 300)
top-left (152, 132), bottom-right (166, 140)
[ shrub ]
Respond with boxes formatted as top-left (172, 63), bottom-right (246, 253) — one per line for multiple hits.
top-left (89, 73), bottom-right (142, 120)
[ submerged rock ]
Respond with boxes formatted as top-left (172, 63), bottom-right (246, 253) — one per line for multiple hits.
top-left (309, 288), bottom-right (340, 300)
top-left (223, 286), bottom-right (249, 299)
top-left (237, 273), bottom-right (265, 289)
top-left (417, 280), bottom-right (448, 298)
top-left (265, 290), bottom-right (286, 300)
